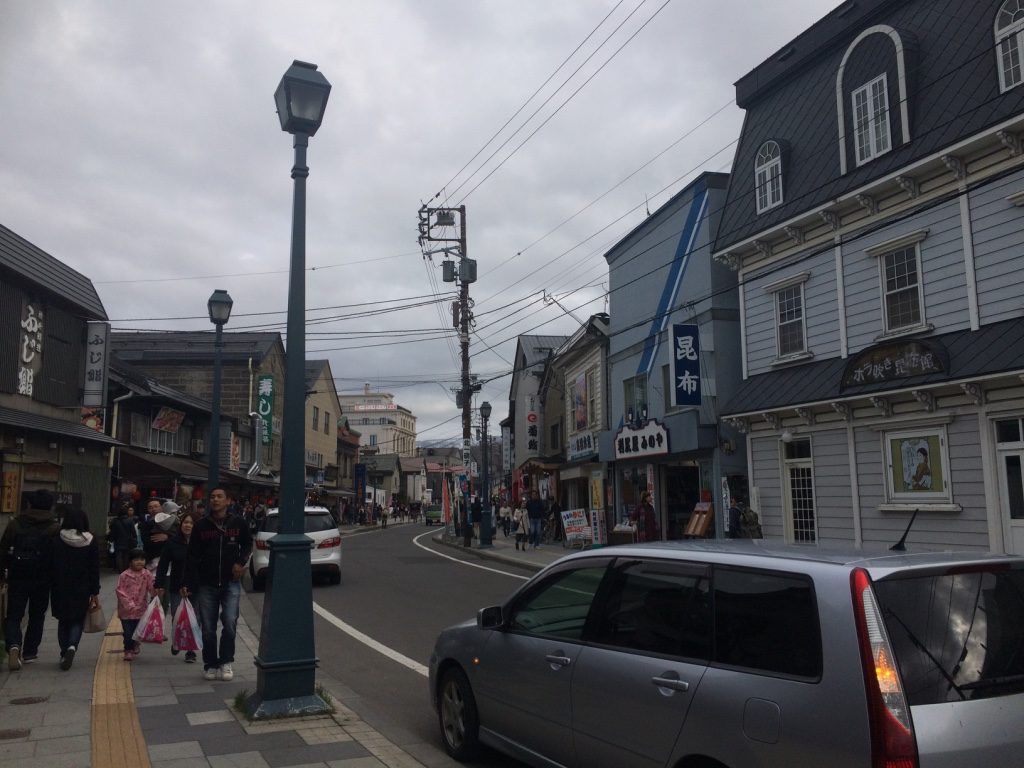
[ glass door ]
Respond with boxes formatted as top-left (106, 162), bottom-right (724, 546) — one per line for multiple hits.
top-left (995, 418), bottom-right (1024, 555)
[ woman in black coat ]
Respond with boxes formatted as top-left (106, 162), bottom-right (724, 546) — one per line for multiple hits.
top-left (50, 508), bottom-right (100, 671)
top-left (155, 512), bottom-right (197, 663)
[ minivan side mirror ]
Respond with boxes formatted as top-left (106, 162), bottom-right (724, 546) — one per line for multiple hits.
top-left (477, 605), bottom-right (504, 630)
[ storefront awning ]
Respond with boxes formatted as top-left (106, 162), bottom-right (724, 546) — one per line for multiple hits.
top-left (321, 488), bottom-right (355, 497)
top-left (118, 448), bottom-right (208, 482)
top-left (222, 469), bottom-right (279, 489)
top-left (0, 406), bottom-right (122, 446)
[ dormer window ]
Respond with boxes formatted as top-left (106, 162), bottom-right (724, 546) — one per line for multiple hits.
top-left (852, 74), bottom-right (891, 165)
top-left (755, 140), bottom-right (783, 213)
top-left (996, 0), bottom-right (1024, 92)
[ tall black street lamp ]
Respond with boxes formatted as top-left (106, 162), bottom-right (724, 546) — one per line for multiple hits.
top-left (206, 289), bottom-right (233, 491)
top-left (249, 60), bottom-right (332, 719)
top-left (479, 401), bottom-right (493, 547)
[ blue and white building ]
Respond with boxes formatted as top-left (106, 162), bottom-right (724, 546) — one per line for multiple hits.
top-left (600, 172), bottom-right (745, 539)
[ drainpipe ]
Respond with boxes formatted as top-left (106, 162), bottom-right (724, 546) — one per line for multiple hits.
top-left (247, 411), bottom-right (263, 478)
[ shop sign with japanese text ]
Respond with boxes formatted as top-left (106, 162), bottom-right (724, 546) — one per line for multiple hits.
top-left (614, 419), bottom-right (669, 460)
top-left (567, 431), bottom-right (598, 462)
top-left (82, 321), bottom-right (109, 407)
top-left (257, 374), bottom-right (274, 445)
top-left (840, 339), bottom-right (947, 390)
top-left (523, 394), bottom-right (539, 457)
top-left (670, 323), bottom-right (701, 407)
top-left (17, 299), bottom-right (44, 398)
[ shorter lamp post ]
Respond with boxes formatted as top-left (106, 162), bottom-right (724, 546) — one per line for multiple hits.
top-left (478, 401), bottom-right (493, 547)
top-left (206, 289), bottom-right (233, 491)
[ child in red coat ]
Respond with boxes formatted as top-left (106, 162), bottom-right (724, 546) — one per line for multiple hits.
top-left (115, 548), bottom-right (154, 660)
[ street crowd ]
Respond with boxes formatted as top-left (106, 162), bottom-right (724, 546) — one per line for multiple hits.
top-left (1, 487), bottom-right (254, 685)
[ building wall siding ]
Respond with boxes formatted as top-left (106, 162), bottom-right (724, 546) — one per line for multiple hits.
top-left (744, 248), bottom-right (839, 376)
top-left (809, 428), bottom-right (854, 544)
top-left (749, 436), bottom-right (783, 539)
top-left (970, 167), bottom-right (1024, 324)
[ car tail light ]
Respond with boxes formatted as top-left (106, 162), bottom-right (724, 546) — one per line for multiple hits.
top-left (255, 539), bottom-right (270, 550)
top-left (317, 536), bottom-right (341, 549)
top-left (851, 568), bottom-right (918, 768)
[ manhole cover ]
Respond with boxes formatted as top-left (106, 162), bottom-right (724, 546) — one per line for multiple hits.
top-left (10, 696), bottom-right (48, 705)
top-left (0, 729), bottom-right (31, 740)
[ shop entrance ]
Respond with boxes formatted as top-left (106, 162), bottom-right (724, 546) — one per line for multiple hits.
top-left (664, 465), bottom-right (701, 540)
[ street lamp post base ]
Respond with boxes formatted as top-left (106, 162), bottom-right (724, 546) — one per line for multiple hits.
top-left (246, 690), bottom-right (331, 720)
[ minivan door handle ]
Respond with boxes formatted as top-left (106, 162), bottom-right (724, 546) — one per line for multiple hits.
top-left (651, 675), bottom-right (689, 693)
top-left (545, 654), bottom-right (572, 668)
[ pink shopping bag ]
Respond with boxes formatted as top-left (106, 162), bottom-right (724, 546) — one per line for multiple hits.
top-left (132, 596), bottom-right (166, 644)
top-left (172, 598), bottom-right (203, 652)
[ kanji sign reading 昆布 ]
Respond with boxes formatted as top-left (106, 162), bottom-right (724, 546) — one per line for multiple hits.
top-left (670, 323), bottom-right (701, 407)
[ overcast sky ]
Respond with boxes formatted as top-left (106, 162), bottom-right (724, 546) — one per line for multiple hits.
top-left (1, 0), bottom-right (837, 443)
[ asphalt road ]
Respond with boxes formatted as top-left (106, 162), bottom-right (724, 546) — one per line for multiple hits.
top-left (240, 522), bottom-right (536, 767)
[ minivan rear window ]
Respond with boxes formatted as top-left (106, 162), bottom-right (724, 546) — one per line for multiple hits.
top-left (873, 567), bottom-right (1024, 704)
top-left (713, 567), bottom-right (822, 679)
top-left (261, 513), bottom-right (337, 534)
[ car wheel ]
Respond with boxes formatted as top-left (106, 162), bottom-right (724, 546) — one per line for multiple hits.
top-left (438, 668), bottom-right (479, 761)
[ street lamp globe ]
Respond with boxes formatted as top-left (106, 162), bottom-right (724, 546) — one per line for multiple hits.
top-left (480, 401), bottom-right (492, 421)
top-left (274, 60), bottom-right (331, 136)
top-left (207, 289), bottom-right (233, 325)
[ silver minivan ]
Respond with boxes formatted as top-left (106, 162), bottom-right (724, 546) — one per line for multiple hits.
top-left (428, 541), bottom-right (1024, 767)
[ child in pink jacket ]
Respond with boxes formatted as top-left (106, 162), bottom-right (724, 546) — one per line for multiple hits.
top-left (116, 548), bottom-right (154, 660)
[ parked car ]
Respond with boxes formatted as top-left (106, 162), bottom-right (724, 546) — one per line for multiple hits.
top-left (424, 503), bottom-right (443, 526)
top-left (428, 540), bottom-right (1024, 768)
top-left (249, 506), bottom-right (341, 591)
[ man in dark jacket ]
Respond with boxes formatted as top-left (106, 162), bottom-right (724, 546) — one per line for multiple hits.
top-left (526, 490), bottom-right (545, 549)
top-left (0, 489), bottom-right (60, 670)
top-left (182, 487), bottom-right (251, 682)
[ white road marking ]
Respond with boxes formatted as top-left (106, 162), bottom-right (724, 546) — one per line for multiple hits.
top-left (313, 601), bottom-right (430, 677)
top-left (308, 527), bottom-right (527, 678)
top-left (412, 530), bottom-right (531, 581)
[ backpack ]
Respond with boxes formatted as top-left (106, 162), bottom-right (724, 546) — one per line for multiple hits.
top-left (738, 506), bottom-right (763, 539)
top-left (7, 520), bottom-right (52, 578)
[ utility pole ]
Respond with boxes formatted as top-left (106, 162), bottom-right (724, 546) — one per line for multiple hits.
top-left (418, 204), bottom-right (478, 536)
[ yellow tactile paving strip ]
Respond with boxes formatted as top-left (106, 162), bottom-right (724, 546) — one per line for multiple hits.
top-left (91, 616), bottom-right (152, 768)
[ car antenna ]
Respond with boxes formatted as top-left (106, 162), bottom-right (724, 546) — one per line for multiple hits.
top-left (890, 508), bottom-right (920, 551)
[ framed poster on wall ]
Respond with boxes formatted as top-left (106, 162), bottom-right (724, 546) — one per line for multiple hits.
top-left (884, 426), bottom-right (951, 502)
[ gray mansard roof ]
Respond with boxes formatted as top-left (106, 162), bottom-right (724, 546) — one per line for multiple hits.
top-left (722, 317), bottom-right (1024, 416)
top-left (715, 0), bottom-right (1024, 252)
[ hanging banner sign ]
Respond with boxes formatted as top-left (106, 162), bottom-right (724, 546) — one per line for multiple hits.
top-left (82, 321), bottom-right (109, 407)
top-left (17, 300), bottom-right (44, 398)
top-left (671, 323), bottom-right (701, 407)
top-left (257, 375), bottom-right (274, 445)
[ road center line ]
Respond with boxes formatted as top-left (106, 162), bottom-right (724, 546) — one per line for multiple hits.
top-left (412, 530), bottom-right (531, 581)
top-left (312, 601), bottom-right (430, 677)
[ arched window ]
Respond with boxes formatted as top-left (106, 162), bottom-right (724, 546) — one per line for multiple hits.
top-left (755, 140), bottom-right (783, 213)
top-left (996, 0), bottom-right (1024, 92)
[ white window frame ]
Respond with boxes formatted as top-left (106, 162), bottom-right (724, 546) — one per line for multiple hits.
top-left (586, 368), bottom-right (598, 427)
top-left (755, 140), bottom-right (784, 213)
top-left (763, 272), bottom-right (811, 362)
top-left (882, 425), bottom-right (953, 504)
top-left (852, 73), bottom-right (891, 166)
top-left (876, 245), bottom-right (925, 335)
top-left (996, 0), bottom-right (1024, 93)
top-left (312, 405), bottom-right (319, 431)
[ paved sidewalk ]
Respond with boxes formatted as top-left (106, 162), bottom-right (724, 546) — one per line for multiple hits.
top-left (0, 520), bottom-right (576, 767)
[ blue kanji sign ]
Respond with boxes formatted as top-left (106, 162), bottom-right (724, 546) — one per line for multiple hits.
top-left (671, 323), bottom-right (701, 407)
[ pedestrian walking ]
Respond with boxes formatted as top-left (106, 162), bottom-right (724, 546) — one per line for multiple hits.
top-left (139, 498), bottom-right (174, 573)
top-left (155, 512), bottom-right (198, 663)
top-left (526, 490), bottom-right (545, 549)
top-left (108, 503), bottom-right (140, 573)
top-left (471, 496), bottom-right (482, 540)
top-left (182, 487), bottom-right (252, 682)
top-left (0, 489), bottom-right (60, 671)
top-left (115, 548), bottom-right (154, 661)
top-left (499, 501), bottom-right (512, 537)
top-left (50, 507), bottom-right (100, 671)
top-left (512, 504), bottom-right (526, 550)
